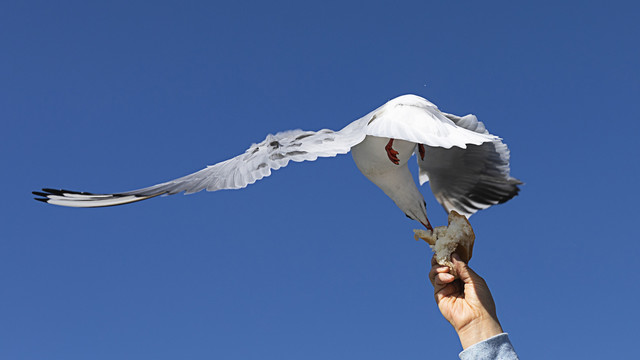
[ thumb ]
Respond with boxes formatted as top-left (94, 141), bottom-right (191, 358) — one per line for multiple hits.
top-left (451, 252), bottom-right (478, 285)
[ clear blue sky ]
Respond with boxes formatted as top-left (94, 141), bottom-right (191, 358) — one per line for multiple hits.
top-left (2, 1), bottom-right (639, 359)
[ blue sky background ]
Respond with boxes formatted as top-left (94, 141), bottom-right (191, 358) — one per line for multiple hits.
top-left (2, 1), bottom-right (639, 359)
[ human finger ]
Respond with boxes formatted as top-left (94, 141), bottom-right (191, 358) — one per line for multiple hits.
top-left (429, 261), bottom-right (450, 284)
top-left (430, 267), bottom-right (455, 296)
top-left (434, 272), bottom-right (455, 285)
top-left (428, 265), bottom-right (441, 286)
top-left (434, 279), bottom-right (461, 302)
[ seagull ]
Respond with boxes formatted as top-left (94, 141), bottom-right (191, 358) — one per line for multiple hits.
top-left (33, 94), bottom-right (521, 230)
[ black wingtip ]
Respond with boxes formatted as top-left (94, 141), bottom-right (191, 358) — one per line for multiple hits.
top-left (39, 188), bottom-right (96, 196)
top-left (41, 188), bottom-right (60, 194)
top-left (34, 197), bottom-right (49, 203)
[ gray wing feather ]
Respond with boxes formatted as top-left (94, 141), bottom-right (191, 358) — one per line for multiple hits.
top-left (34, 120), bottom-right (368, 208)
top-left (418, 112), bottom-right (521, 217)
top-left (127, 128), bottom-right (363, 196)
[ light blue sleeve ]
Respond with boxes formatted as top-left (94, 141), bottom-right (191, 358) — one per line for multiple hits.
top-left (459, 333), bottom-right (519, 360)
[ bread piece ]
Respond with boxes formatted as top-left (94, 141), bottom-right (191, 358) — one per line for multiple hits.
top-left (414, 211), bottom-right (475, 275)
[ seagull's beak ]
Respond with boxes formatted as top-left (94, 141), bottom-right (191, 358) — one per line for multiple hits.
top-left (421, 220), bottom-right (433, 231)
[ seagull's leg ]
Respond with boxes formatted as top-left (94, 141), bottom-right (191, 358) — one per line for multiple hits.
top-left (418, 144), bottom-right (426, 161)
top-left (385, 138), bottom-right (400, 165)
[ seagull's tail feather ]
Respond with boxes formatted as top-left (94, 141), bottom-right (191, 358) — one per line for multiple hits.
top-left (32, 188), bottom-right (159, 208)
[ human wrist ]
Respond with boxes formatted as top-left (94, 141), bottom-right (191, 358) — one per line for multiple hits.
top-left (456, 316), bottom-right (503, 349)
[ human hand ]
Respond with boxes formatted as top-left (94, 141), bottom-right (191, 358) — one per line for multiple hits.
top-left (429, 253), bottom-right (503, 349)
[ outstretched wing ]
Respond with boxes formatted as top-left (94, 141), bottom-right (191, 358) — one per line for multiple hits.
top-left (34, 121), bottom-right (368, 208)
top-left (417, 112), bottom-right (521, 217)
top-left (33, 94), bottom-right (508, 209)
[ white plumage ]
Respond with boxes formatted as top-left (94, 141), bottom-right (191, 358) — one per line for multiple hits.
top-left (34, 94), bottom-right (521, 228)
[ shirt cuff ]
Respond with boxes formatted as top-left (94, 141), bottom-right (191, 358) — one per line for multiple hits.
top-left (459, 333), bottom-right (519, 360)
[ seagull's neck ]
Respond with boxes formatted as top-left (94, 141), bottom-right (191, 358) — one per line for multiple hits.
top-left (351, 136), bottom-right (429, 226)
top-left (369, 165), bottom-right (428, 222)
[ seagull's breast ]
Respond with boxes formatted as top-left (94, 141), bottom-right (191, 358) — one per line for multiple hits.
top-left (351, 135), bottom-right (416, 177)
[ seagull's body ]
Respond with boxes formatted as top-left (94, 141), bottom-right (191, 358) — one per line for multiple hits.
top-left (352, 136), bottom-right (431, 227)
top-left (34, 94), bottom-right (521, 228)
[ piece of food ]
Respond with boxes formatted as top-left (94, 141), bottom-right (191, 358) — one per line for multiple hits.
top-left (414, 210), bottom-right (475, 275)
